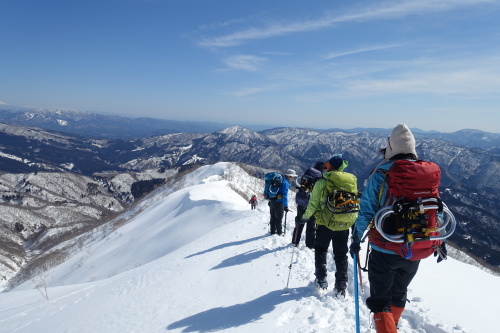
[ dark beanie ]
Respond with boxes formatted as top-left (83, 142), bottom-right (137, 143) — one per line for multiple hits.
top-left (327, 154), bottom-right (344, 170)
top-left (314, 161), bottom-right (326, 171)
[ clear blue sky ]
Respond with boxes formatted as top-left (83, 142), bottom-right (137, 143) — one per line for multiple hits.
top-left (1, 0), bottom-right (500, 133)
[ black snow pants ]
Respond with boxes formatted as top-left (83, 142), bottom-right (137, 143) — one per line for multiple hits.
top-left (366, 249), bottom-right (420, 312)
top-left (269, 199), bottom-right (284, 235)
top-left (314, 224), bottom-right (349, 289)
top-left (292, 205), bottom-right (316, 248)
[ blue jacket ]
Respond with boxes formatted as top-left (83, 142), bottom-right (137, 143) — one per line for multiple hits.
top-left (352, 161), bottom-right (393, 254)
top-left (276, 176), bottom-right (290, 207)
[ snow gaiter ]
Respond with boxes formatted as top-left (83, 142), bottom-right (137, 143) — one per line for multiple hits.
top-left (390, 305), bottom-right (405, 327)
top-left (373, 312), bottom-right (397, 333)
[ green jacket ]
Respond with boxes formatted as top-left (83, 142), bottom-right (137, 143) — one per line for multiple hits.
top-left (302, 167), bottom-right (358, 231)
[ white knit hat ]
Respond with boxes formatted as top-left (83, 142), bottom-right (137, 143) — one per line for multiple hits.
top-left (385, 124), bottom-right (418, 159)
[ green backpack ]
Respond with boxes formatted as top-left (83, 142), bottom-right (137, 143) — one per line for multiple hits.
top-left (317, 171), bottom-right (360, 231)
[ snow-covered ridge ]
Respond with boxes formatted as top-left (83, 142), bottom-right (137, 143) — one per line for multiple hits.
top-left (8, 162), bottom-right (262, 289)
top-left (0, 161), bottom-right (497, 332)
top-left (1, 122), bottom-right (499, 271)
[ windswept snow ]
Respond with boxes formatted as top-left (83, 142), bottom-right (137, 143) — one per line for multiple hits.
top-left (0, 162), bottom-right (497, 332)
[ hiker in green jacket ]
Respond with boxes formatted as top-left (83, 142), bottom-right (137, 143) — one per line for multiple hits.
top-left (301, 154), bottom-right (359, 297)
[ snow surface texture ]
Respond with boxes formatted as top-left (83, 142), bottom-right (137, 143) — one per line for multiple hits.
top-left (0, 162), bottom-right (497, 332)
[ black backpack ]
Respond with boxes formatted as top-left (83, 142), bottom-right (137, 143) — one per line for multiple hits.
top-left (296, 167), bottom-right (323, 207)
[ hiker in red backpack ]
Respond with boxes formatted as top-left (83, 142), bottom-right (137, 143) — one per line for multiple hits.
top-left (349, 124), bottom-right (451, 333)
top-left (249, 195), bottom-right (258, 210)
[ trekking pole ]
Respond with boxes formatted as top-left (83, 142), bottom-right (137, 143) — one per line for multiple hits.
top-left (283, 210), bottom-right (288, 236)
top-left (353, 253), bottom-right (361, 333)
top-left (361, 242), bottom-right (370, 272)
top-left (356, 252), bottom-right (364, 294)
top-left (282, 246), bottom-right (296, 295)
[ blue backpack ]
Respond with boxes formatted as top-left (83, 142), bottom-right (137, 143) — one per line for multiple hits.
top-left (264, 172), bottom-right (283, 199)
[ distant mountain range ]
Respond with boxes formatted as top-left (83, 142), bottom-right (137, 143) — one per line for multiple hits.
top-left (0, 105), bottom-right (232, 139)
top-left (1, 104), bottom-right (499, 149)
top-left (0, 108), bottom-right (499, 290)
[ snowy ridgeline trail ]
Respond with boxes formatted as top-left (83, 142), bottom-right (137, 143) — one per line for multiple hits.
top-left (0, 163), bottom-right (497, 332)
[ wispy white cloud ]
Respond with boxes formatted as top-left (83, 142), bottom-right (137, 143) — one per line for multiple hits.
top-left (323, 44), bottom-right (402, 60)
top-left (346, 66), bottom-right (500, 96)
top-left (223, 86), bottom-right (273, 97)
top-left (198, 0), bottom-right (495, 48)
top-left (290, 55), bottom-right (500, 102)
top-left (197, 17), bottom-right (252, 32)
top-left (222, 54), bottom-right (267, 71)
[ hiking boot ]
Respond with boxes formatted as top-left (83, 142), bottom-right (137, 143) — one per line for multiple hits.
top-left (334, 288), bottom-right (346, 299)
top-left (315, 277), bottom-right (328, 290)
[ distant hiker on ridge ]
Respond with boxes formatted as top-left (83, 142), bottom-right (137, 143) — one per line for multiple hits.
top-left (249, 195), bottom-right (258, 210)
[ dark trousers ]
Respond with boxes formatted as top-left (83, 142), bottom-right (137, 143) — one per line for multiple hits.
top-left (314, 225), bottom-right (349, 289)
top-left (269, 200), bottom-right (284, 235)
top-left (366, 249), bottom-right (420, 312)
top-left (292, 205), bottom-right (316, 248)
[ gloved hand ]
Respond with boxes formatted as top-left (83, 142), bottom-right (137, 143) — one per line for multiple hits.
top-left (349, 241), bottom-right (361, 258)
top-left (434, 242), bottom-right (447, 263)
top-left (300, 217), bottom-right (308, 224)
top-left (284, 207), bottom-right (290, 212)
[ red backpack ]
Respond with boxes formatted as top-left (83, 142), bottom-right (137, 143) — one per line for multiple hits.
top-left (370, 160), bottom-right (444, 260)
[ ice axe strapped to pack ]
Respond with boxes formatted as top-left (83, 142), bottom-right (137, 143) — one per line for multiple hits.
top-left (374, 197), bottom-right (456, 244)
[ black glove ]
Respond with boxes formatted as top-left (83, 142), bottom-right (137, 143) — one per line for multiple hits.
top-left (300, 217), bottom-right (308, 224)
top-left (284, 207), bottom-right (290, 212)
top-left (349, 241), bottom-right (361, 258)
top-left (434, 242), bottom-right (447, 263)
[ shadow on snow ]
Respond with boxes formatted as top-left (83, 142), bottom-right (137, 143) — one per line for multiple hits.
top-left (184, 236), bottom-right (265, 259)
top-left (166, 287), bottom-right (309, 332)
top-left (210, 245), bottom-right (289, 270)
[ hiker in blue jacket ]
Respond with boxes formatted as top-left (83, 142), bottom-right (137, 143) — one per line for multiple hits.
top-left (269, 169), bottom-right (298, 235)
top-left (349, 124), bottom-right (448, 333)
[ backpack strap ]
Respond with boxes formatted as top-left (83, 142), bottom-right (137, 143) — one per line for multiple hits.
top-left (376, 169), bottom-right (388, 206)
